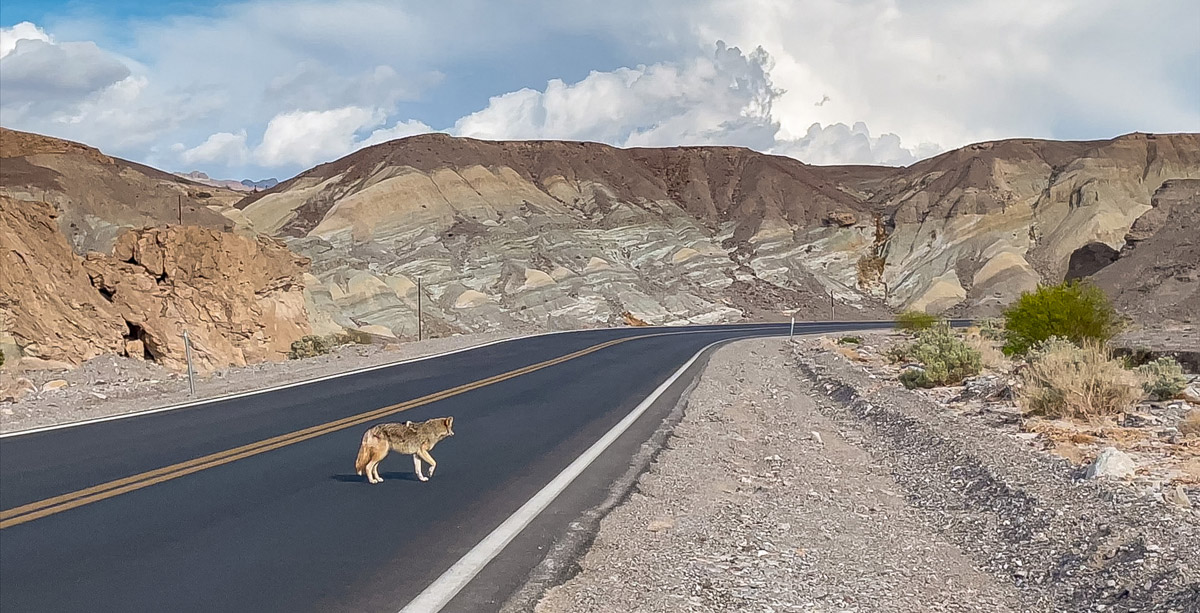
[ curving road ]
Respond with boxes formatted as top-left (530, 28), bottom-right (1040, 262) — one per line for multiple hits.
top-left (0, 322), bottom-right (900, 612)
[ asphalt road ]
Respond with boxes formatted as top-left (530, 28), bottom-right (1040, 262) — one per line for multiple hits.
top-left (0, 321), bottom-right (900, 612)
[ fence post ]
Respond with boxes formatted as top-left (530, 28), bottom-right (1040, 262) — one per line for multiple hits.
top-left (417, 277), bottom-right (423, 342)
top-left (182, 330), bottom-right (196, 397)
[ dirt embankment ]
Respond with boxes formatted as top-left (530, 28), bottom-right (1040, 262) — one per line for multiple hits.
top-left (527, 336), bottom-right (1199, 612)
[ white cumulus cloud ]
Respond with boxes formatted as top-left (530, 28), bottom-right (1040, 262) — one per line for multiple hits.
top-left (180, 130), bottom-right (250, 166)
top-left (253, 106), bottom-right (386, 168)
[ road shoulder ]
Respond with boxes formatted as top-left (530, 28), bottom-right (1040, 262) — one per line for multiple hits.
top-left (530, 337), bottom-right (1021, 612)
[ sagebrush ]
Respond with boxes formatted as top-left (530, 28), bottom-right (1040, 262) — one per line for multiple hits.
top-left (897, 324), bottom-right (982, 389)
top-left (838, 336), bottom-right (862, 345)
top-left (1002, 281), bottom-right (1121, 355)
top-left (1181, 410), bottom-right (1200, 437)
top-left (289, 329), bottom-right (377, 359)
top-left (1138, 357), bottom-right (1187, 401)
top-left (896, 310), bottom-right (940, 333)
top-left (288, 335), bottom-right (334, 359)
top-left (1017, 338), bottom-right (1144, 419)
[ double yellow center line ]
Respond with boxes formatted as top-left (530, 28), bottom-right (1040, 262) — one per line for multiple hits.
top-left (1, 334), bottom-right (658, 530)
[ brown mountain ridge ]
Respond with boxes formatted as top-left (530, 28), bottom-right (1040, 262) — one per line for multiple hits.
top-left (1, 127), bottom-right (1198, 372)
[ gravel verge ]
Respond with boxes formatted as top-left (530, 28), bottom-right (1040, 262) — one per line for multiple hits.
top-left (795, 342), bottom-right (1200, 612)
top-left (532, 338), bottom-right (1023, 612)
top-left (0, 331), bottom-right (518, 433)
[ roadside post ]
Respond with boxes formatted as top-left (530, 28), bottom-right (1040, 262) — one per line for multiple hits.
top-left (182, 330), bottom-right (196, 397)
top-left (417, 277), bottom-right (423, 341)
top-left (790, 316), bottom-right (795, 340)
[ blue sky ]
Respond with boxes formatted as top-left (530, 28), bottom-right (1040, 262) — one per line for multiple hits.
top-left (2, 0), bottom-right (1197, 180)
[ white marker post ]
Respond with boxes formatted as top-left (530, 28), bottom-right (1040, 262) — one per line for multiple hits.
top-left (789, 316), bottom-right (795, 340)
top-left (182, 330), bottom-right (196, 397)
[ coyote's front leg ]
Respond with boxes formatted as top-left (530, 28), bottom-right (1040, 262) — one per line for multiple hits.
top-left (417, 448), bottom-right (437, 477)
top-left (412, 454), bottom-right (428, 481)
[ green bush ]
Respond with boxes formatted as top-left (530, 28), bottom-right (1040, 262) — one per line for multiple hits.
top-left (288, 335), bottom-right (334, 359)
top-left (897, 324), bottom-right (982, 388)
top-left (895, 310), bottom-right (940, 333)
top-left (1138, 357), bottom-right (1187, 401)
top-left (1001, 280), bottom-right (1121, 356)
top-left (838, 336), bottom-right (862, 345)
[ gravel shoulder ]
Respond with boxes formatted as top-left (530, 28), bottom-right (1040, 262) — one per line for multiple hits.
top-left (530, 336), bottom-right (1200, 613)
top-left (0, 331), bottom-right (517, 433)
top-left (533, 338), bottom-right (1022, 612)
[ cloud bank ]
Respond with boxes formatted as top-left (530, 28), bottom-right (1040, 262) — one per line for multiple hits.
top-left (1, 0), bottom-right (1196, 179)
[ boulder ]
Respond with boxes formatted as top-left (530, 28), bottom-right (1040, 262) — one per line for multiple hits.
top-left (42, 379), bottom-right (69, 391)
top-left (1, 377), bottom-right (37, 403)
top-left (1085, 447), bottom-right (1136, 480)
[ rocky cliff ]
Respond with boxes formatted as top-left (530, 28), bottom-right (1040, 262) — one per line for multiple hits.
top-left (0, 196), bottom-right (311, 372)
top-left (1090, 179), bottom-right (1200, 323)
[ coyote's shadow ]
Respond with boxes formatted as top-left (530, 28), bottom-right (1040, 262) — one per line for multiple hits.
top-left (330, 471), bottom-right (422, 483)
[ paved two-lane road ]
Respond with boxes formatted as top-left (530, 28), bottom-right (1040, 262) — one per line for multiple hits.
top-left (0, 322), bottom-right (899, 612)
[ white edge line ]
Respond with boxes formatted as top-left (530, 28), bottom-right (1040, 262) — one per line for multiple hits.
top-left (0, 320), bottom-right (904, 439)
top-left (396, 335), bottom-right (747, 613)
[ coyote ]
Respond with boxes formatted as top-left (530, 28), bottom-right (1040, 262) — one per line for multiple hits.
top-left (355, 417), bottom-right (455, 484)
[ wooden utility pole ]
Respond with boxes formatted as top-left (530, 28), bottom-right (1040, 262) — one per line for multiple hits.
top-left (178, 195), bottom-right (183, 224)
top-left (830, 290), bottom-right (835, 320)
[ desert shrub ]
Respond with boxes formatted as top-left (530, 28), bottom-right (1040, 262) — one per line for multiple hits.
top-left (1017, 339), bottom-right (1144, 419)
top-left (838, 336), bottom-right (862, 345)
top-left (1002, 280), bottom-right (1121, 356)
top-left (329, 329), bottom-right (375, 346)
top-left (978, 318), bottom-right (1006, 342)
top-left (1138, 357), bottom-right (1187, 401)
top-left (885, 343), bottom-right (910, 363)
top-left (963, 326), bottom-right (1010, 372)
top-left (0, 349), bottom-right (5, 368)
top-left (895, 310), bottom-right (940, 333)
top-left (1181, 410), bottom-right (1200, 437)
top-left (897, 324), bottom-right (982, 388)
top-left (288, 335), bottom-right (333, 359)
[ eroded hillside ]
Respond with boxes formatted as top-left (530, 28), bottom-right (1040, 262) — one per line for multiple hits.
top-left (237, 132), bottom-right (1200, 338)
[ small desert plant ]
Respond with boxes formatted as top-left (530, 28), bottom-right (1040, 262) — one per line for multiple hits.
top-left (838, 336), bottom-right (862, 345)
top-left (330, 328), bottom-right (375, 346)
top-left (1018, 339), bottom-right (1145, 419)
top-left (897, 324), bottom-right (982, 388)
top-left (963, 326), bottom-right (1009, 372)
top-left (1180, 409), bottom-right (1200, 437)
top-left (288, 335), bottom-right (334, 359)
top-left (978, 318), bottom-right (1006, 342)
top-left (895, 310), bottom-right (940, 333)
top-left (0, 349), bottom-right (5, 368)
top-left (1138, 357), bottom-right (1187, 401)
top-left (1002, 280), bottom-right (1121, 356)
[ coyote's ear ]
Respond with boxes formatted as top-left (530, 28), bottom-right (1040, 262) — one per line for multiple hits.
top-left (444, 416), bottom-right (453, 427)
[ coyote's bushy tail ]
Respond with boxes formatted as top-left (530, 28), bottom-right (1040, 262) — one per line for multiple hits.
top-left (355, 429), bottom-right (378, 475)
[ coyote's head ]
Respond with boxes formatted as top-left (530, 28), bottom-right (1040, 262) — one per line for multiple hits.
top-left (433, 416), bottom-right (454, 437)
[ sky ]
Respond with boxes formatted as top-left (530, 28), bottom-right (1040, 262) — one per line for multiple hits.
top-left (1, 1), bottom-right (1197, 181)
